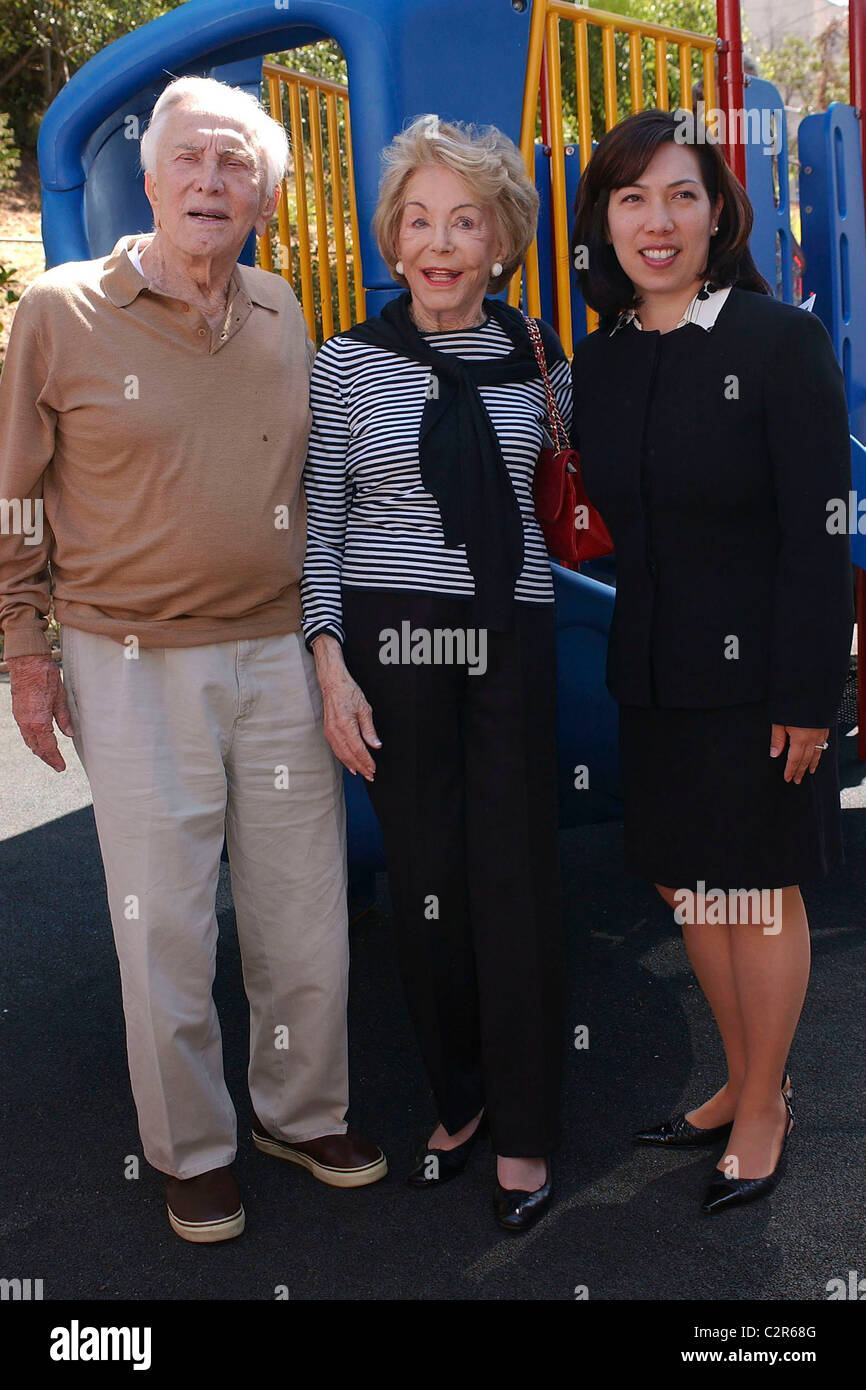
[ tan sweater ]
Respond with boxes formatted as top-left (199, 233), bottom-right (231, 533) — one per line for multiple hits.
top-left (0, 234), bottom-right (315, 658)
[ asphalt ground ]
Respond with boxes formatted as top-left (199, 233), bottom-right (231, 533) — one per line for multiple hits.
top-left (2, 672), bottom-right (865, 1313)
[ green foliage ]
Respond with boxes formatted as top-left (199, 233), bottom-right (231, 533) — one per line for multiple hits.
top-left (0, 260), bottom-right (21, 381)
top-left (0, 108), bottom-right (19, 189)
top-left (755, 20), bottom-right (848, 115)
top-left (0, 259), bottom-right (20, 302)
top-left (546, 0), bottom-right (718, 144)
top-left (271, 39), bottom-right (347, 86)
top-left (0, 0), bottom-right (184, 147)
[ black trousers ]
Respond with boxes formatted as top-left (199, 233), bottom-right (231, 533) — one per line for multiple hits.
top-left (341, 587), bottom-right (564, 1156)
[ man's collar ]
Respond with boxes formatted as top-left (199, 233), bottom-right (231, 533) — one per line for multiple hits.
top-left (233, 258), bottom-right (284, 311)
top-left (101, 234), bottom-right (282, 311)
top-left (101, 235), bottom-right (151, 307)
top-left (609, 282), bottom-right (731, 337)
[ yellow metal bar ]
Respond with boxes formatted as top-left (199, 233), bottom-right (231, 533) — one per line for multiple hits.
top-left (629, 31), bottom-right (642, 112)
top-left (267, 72), bottom-right (293, 283)
top-left (518, 0), bottom-right (548, 169)
top-left (679, 42), bottom-right (692, 111)
top-left (307, 83), bottom-right (334, 340)
top-left (655, 37), bottom-right (669, 110)
top-left (287, 80), bottom-right (316, 339)
top-left (545, 8), bottom-right (573, 356)
top-left (548, 3), bottom-right (714, 50)
top-left (262, 60), bottom-right (349, 98)
top-left (703, 44), bottom-right (717, 112)
top-left (506, 262), bottom-right (524, 309)
top-left (342, 98), bottom-right (366, 323)
top-left (574, 19), bottom-right (593, 172)
top-left (257, 76), bottom-right (278, 272)
top-left (511, 232), bottom-right (541, 315)
top-left (601, 24), bottom-right (618, 130)
top-left (259, 61), bottom-right (368, 332)
top-left (326, 90), bottom-right (352, 330)
top-left (511, 0), bottom-right (547, 309)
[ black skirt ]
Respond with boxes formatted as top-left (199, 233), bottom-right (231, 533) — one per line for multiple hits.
top-left (618, 700), bottom-right (844, 891)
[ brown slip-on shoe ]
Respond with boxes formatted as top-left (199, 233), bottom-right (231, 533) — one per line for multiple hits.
top-left (164, 1164), bottom-right (245, 1243)
top-left (251, 1114), bottom-right (387, 1188)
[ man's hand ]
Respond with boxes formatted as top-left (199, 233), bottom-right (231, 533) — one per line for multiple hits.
top-left (8, 653), bottom-right (74, 772)
top-left (311, 634), bottom-right (381, 780)
top-left (770, 724), bottom-right (830, 785)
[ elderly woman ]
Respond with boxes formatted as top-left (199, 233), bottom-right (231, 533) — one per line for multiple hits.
top-left (569, 110), bottom-right (853, 1213)
top-left (301, 115), bottom-right (571, 1232)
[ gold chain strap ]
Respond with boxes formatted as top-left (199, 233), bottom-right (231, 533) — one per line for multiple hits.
top-left (523, 314), bottom-right (569, 453)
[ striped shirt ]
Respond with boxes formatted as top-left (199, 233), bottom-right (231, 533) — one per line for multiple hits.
top-left (300, 314), bottom-right (573, 646)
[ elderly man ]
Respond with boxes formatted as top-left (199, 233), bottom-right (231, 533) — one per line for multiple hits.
top-left (0, 76), bottom-right (385, 1242)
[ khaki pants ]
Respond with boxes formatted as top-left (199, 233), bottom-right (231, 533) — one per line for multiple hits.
top-left (60, 625), bottom-right (349, 1179)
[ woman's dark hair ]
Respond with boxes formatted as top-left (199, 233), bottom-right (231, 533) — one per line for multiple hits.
top-left (569, 108), bottom-right (770, 319)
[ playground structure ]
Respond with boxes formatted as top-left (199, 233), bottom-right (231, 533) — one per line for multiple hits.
top-left (35, 0), bottom-right (866, 887)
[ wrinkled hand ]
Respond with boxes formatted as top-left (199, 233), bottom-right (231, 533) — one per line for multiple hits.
top-left (8, 653), bottom-right (74, 772)
top-left (770, 724), bottom-right (829, 785)
top-left (312, 635), bottom-right (381, 780)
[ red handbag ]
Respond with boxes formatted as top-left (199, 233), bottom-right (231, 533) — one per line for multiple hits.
top-left (524, 316), bottom-right (614, 568)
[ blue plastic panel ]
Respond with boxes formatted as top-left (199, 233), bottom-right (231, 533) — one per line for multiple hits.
top-left (800, 104), bottom-right (866, 442)
top-left (745, 77), bottom-right (794, 301)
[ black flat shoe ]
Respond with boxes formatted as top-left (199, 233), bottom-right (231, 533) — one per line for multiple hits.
top-left (407, 1113), bottom-right (487, 1187)
top-left (634, 1073), bottom-right (792, 1149)
top-left (700, 1089), bottom-right (794, 1215)
top-left (494, 1160), bottom-right (552, 1234)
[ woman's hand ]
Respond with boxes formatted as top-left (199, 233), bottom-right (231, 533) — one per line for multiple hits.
top-left (770, 724), bottom-right (830, 784)
top-left (311, 634), bottom-right (381, 780)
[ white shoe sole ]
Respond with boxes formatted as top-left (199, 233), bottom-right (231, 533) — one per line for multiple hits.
top-left (252, 1132), bottom-right (387, 1188)
top-left (167, 1203), bottom-right (246, 1243)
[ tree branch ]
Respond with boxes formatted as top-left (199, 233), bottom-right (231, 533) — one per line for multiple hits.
top-left (0, 44), bottom-right (39, 90)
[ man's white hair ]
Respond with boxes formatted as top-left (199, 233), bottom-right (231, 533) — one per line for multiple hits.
top-left (140, 75), bottom-right (289, 192)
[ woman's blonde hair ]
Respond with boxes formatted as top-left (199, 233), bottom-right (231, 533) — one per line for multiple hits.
top-left (372, 114), bottom-right (539, 292)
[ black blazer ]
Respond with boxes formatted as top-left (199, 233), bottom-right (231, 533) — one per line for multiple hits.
top-left (570, 287), bottom-right (854, 728)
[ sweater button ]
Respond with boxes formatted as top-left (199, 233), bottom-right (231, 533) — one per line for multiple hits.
top-left (197, 328), bottom-right (206, 337)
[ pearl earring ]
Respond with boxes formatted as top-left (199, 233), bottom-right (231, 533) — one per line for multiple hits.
top-left (492, 262), bottom-right (503, 277)
top-left (395, 260), bottom-right (404, 275)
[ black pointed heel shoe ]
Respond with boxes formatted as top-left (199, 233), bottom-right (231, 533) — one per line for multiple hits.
top-left (634, 1073), bottom-right (792, 1149)
top-left (494, 1159), bottom-right (552, 1234)
top-left (700, 1089), bottom-right (794, 1215)
top-left (633, 1112), bottom-right (733, 1148)
top-left (407, 1113), bottom-right (487, 1187)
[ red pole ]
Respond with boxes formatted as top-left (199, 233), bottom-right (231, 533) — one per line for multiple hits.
top-left (716, 0), bottom-right (747, 188)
